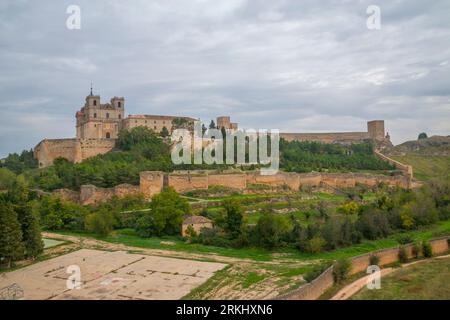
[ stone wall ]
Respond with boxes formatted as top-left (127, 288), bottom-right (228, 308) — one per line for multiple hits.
top-left (168, 173), bottom-right (209, 193)
top-left (34, 138), bottom-right (115, 168)
top-left (139, 170), bottom-right (411, 198)
top-left (208, 173), bottom-right (247, 189)
top-left (139, 171), bottom-right (164, 201)
top-left (276, 236), bottom-right (450, 300)
top-left (280, 132), bottom-right (369, 143)
top-left (374, 151), bottom-right (413, 179)
top-left (53, 184), bottom-right (140, 205)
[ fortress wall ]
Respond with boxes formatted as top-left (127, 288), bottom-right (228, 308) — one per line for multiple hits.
top-left (245, 172), bottom-right (300, 190)
top-left (78, 183), bottom-right (139, 205)
top-left (320, 173), bottom-right (356, 188)
top-left (168, 173), bottom-right (208, 193)
top-left (34, 138), bottom-right (116, 168)
top-left (207, 173), bottom-right (247, 189)
top-left (298, 173), bottom-right (322, 187)
top-left (34, 139), bottom-right (80, 168)
top-left (139, 171), bottom-right (164, 201)
top-left (51, 188), bottom-right (80, 203)
top-left (280, 132), bottom-right (369, 143)
top-left (374, 151), bottom-right (413, 179)
top-left (79, 139), bottom-right (116, 160)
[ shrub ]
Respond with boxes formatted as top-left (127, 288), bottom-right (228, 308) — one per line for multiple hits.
top-left (396, 234), bottom-right (414, 245)
top-left (422, 241), bottom-right (433, 258)
top-left (398, 246), bottom-right (408, 263)
top-left (306, 236), bottom-right (326, 254)
top-left (369, 255), bottom-right (380, 266)
top-left (85, 209), bottom-right (115, 237)
top-left (412, 242), bottom-right (421, 259)
top-left (304, 263), bottom-right (331, 283)
top-left (333, 259), bottom-right (351, 284)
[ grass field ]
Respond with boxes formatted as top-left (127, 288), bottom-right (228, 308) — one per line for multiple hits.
top-left (352, 256), bottom-right (450, 300)
top-left (55, 219), bottom-right (450, 262)
top-left (391, 155), bottom-right (449, 181)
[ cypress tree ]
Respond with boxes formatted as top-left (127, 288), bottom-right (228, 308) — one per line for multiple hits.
top-left (0, 202), bottom-right (25, 268)
top-left (17, 204), bottom-right (44, 259)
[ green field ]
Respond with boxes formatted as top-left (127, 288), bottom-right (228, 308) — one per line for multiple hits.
top-left (352, 256), bottom-right (450, 300)
top-left (391, 155), bottom-right (449, 181)
top-left (55, 219), bottom-right (450, 263)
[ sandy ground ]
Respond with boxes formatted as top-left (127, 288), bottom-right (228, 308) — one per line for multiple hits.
top-left (0, 249), bottom-right (226, 300)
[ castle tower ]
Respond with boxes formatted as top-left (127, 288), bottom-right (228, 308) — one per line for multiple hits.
top-left (367, 120), bottom-right (385, 141)
top-left (76, 89), bottom-right (125, 139)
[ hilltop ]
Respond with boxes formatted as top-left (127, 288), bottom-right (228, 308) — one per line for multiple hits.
top-left (386, 136), bottom-right (450, 181)
top-left (388, 136), bottom-right (450, 156)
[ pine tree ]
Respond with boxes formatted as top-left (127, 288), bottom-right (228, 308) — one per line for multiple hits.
top-left (0, 202), bottom-right (25, 268)
top-left (17, 204), bottom-right (44, 259)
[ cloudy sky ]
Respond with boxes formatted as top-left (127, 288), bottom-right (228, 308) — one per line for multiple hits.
top-left (1, 0), bottom-right (449, 157)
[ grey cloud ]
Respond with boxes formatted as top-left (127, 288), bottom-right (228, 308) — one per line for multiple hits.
top-left (0, 0), bottom-right (450, 156)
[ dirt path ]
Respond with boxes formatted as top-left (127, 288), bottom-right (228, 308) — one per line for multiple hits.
top-left (330, 254), bottom-right (450, 300)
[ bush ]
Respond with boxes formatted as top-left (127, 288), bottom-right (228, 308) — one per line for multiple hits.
top-left (306, 236), bottom-right (326, 254)
top-left (304, 263), bottom-right (331, 283)
top-left (412, 242), bottom-right (421, 259)
top-left (369, 255), bottom-right (380, 266)
top-left (398, 246), bottom-right (408, 263)
top-left (396, 234), bottom-right (414, 245)
top-left (422, 241), bottom-right (433, 258)
top-left (85, 209), bottom-right (115, 237)
top-left (255, 213), bottom-right (291, 248)
top-left (333, 259), bottom-right (351, 284)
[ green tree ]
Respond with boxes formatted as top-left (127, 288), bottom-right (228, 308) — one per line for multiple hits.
top-left (17, 204), bottom-right (44, 259)
top-left (209, 120), bottom-right (216, 129)
top-left (255, 213), bottom-right (291, 248)
top-left (160, 126), bottom-right (170, 137)
top-left (136, 187), bottom-right (190, 237)
top-left (223, 199), bottom-right (243, 238)
top-left (85, 208), bottom-right (115, 237)
top-left (0, 202), bottom-right (25, 268)
top-left (418, 132), bottom-right (428, 140)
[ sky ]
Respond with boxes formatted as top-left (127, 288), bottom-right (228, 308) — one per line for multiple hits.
top-left (1, 0), bottom-right (449, 157)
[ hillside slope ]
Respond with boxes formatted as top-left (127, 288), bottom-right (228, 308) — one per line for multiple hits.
top-left (387, 136), bottom-right (450, 181)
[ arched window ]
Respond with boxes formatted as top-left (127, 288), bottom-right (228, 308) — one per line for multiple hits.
top-left (106, 132), bottom-right (111, 139)
top-left (106, 113), bottom-right (110, 119)
top-left (118, 102), bottom-right (121, 108)
top-left (93, 100), bottom-right (97, 106)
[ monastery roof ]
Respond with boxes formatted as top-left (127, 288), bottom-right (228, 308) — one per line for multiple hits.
top-left (182, 215), bottom-right (212, 225)
top-left (126, 114), bottom-right (197, 121)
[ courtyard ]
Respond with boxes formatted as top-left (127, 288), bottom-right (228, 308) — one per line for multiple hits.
top-left (0, 249), bottom-right (226, 300)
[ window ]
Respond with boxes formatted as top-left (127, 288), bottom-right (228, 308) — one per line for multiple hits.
top-left (94, 113), bottom-right (97, 118)
top-left (106, 113), bottom-right (110, 119)
top-left (118, 102), bottom-right (121, 108)
top-left (93, 100), bottom-right (97, 106)
top-left (106, 132), bottom-right (111, 139)
top-left (118, 114), bottom-right (121, 119)
top-left (154, 121), bottom-right (156, 124)
top-left (154, 126), bottom-right (157, 130)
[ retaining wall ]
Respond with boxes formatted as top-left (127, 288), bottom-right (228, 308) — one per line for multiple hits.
top-left (276, 236), bottom-right (450, 300)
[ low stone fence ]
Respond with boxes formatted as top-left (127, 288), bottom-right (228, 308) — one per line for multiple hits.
top-left (275, 236), bottom-right (450, 300)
